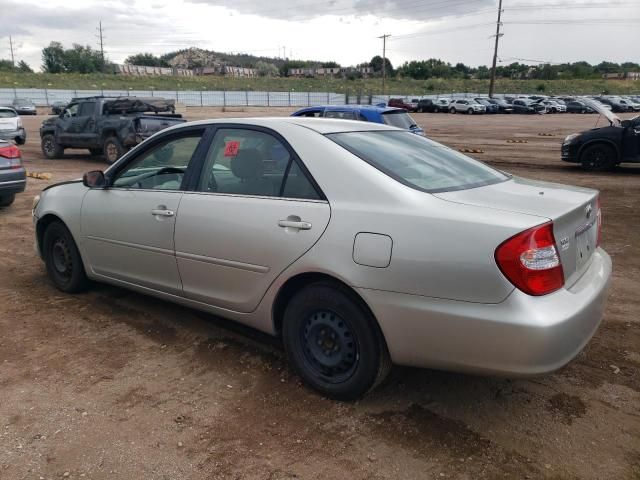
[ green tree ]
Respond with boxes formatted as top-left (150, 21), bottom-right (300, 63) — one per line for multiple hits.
top-left (370, 55), bottom-right (393, 77)
top-left (42, 41), bottom-right (65, 73)
top-left (0, 59), bottom-right (15, 71)
top-left (321, 61), bottom-right (340, 68)
top-left (255, 60), bottom-right (279, 77)
top-left (125, 53), bottom-right (169, 67)
top-left (17, 60), bottom-right (33, 73)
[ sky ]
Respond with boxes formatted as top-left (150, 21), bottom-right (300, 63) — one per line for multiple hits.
top-left (0, 0), bottom-right (639, 72)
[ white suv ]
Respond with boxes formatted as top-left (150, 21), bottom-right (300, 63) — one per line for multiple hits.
top-left (0, 107), bottom-right (26, 145)
top-left (449, 99), bottom-right (486, 114)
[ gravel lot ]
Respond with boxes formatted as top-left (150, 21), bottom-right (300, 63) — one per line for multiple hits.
top-left (1, 109), bottom-right (639, 480)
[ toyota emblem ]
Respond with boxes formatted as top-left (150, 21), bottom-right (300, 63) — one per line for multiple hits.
top-left (585, 204), bottom-right (592, 219)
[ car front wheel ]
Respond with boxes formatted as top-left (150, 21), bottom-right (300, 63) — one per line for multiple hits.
top-left (467, 108), bottom-right (474, 114)
top-left (449, 107), bottom-right (456, 114)
top-left (43, 221), bottom-right (89, 293)
top-left (282, 282), bottom-right (391, 400)
top-left (580, 143), bottom-right (616, 172)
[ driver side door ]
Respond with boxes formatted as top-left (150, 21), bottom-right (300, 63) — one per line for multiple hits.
top-left (80, 127), bottom-right (208, 294)
top-left (56, 103), bottom-right (79, 144)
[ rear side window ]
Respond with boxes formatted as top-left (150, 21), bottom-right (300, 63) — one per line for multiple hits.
top-left (0, 109), bottom-right (17, 118)
top-left (381, 111), bottom-right (416, 129)
top-left (324, 111), bottom-right (356, 120)
top-left (78, 102), bottom-right (95, 116)
top-left (198, 128), bottom-right (320, 200)
top-left (328, 131), bottom-right (509, 193)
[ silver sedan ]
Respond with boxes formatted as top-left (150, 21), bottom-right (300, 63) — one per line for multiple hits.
top-left (32, 118), bottom-right (612, 399)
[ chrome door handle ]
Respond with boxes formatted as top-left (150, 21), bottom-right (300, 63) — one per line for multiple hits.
top-left (278, 220), bottom-right (312, 230)
top-left (151, 209), bottom-right (175, 217)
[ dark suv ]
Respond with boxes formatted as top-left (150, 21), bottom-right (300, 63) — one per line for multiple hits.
top-left (562, 100), bottom-right (640, 171)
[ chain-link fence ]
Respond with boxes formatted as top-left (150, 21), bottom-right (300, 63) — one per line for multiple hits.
top-left (0, 88), bottom-right (531, 108)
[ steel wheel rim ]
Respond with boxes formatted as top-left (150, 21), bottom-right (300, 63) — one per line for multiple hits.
top-left (44, 138), bottom-right (54, 155)
top-left (52, 238), bottom-right (72, 280)
top-left (585, 148), bottom-right (609, 169)
top-left (301, 310), bottom-right (358, 383)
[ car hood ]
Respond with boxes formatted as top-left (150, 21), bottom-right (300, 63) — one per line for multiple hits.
top-left (583, 98), bottom-right (621, 126)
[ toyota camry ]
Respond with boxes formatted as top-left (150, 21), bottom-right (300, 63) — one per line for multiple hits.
top-left (32, 117), bottom-right (612, 399)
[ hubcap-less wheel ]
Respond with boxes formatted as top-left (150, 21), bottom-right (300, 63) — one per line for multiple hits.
top-left (43, 138), bottom-right (55, 155)
top-left (582, 145), bottom-right (614, 171)
top-left (302, 310), bottom-right (358, 383)
top-left (52, 238), bottom-right (72, 280)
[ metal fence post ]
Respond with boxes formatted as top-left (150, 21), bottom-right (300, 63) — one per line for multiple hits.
top-left (223, 90), bottom-right (227, 107)
top-left (326, 92), bottom-right (330, 103)
top-left (267, 92), bottom-right (270, 107)
top-left (44, 88), bottom-right (49, 106)
top-left (74, 89), bottom-right (78, 97)
top-left (307, 91), bottom-right (310, 106)
top-left (288, 90), bottom-right (291, 106)
top-left (200, 90), bottom-right (203, 107)
top-left (245, 90), bottom-right (249, 106)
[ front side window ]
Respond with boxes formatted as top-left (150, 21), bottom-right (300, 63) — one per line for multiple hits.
top-left (0, 109), bottom-right (17, 118)
top-left (63, 104), bottom-right (79, 117)
top-left (112, 133), bottom-right (203, 190)
top-left (328, 131), bottom-right (509, 193)
top-left (198, 128), bottom-right (320, 200)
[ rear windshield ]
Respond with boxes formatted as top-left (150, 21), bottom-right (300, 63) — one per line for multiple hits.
top-left (0, 109), bottom-right (17, 118)
top-left (327, 131), bottom-right (509, 193)
top-left (381, 111), bottom-right (416, 129)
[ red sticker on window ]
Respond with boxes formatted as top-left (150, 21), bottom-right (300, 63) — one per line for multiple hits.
top-left (224, 141), bottom-right (240, 157)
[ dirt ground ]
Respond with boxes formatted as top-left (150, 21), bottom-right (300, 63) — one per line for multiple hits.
top-left (1, 109), bottom-right (639, 480)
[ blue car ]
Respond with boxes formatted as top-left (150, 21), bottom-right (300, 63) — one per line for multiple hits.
top-left (291, 105), bottom-right (425, 136)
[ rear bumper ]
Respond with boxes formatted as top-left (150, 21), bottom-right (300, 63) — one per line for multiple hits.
top-left (0, 169), bottom-right (27, 195)
top-left (0, 128), bottom-right (26, 141)
top-left (358, 248), bottom-right (611, 376)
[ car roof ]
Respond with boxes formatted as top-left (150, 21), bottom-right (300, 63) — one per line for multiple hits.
top-left (173, 116), bottom-right (399, 135)
top-left (294, 104), bottom-right (405, 114)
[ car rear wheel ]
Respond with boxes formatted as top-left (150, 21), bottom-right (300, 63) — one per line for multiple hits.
top-left (43, 221), bottom-right (89, 293)
top-left (449, 107), bottom-right (456, 114)
top-left (103, 136), bottom-right (125, 164)
top-left (580, 143), bottom-right (616, 172)
top-left (41, 134), bottom-right (64, 159)
top-left (282, 282), bottom-right (391, 400)
top-left (0, 194), bottom-right (15, 207)
top-left (15, 136), bottom-right (25, 145)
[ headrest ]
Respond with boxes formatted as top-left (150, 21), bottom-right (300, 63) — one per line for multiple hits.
top-left (230, 149), bottom-right (263, 180)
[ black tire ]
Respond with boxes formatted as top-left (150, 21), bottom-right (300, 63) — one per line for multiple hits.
top-left (15, 136), bottom-right (25, 145)
top-left (580, 143), bottom-right (616, 172)
top-left (282, 282), bottom-right (391, 400)
top-left (449, 107), bottom-right (456, 114)
top-left (42, 221), bottom-right (89, 293)
top-left (41, 134), bottom-right (64, 159)
top-left (103, 136), bottom-right (125, 164)
top-left (434, 107), bottom-right (439, 113)
top-left (467, 108), bottom-right (474, 115)
top-left (0, 194), bottom-right (15, 207)
top-left (89, 148), bottom-right (103, 156)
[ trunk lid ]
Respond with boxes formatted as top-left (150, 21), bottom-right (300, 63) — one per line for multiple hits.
top-left (434, 176), bottom-right (599, 288)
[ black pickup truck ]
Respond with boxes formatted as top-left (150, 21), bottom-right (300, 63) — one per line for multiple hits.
top-left (40, 96), bottom-right (185, 163)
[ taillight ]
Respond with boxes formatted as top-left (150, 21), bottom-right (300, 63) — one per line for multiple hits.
top-left (596, 196), bottom-right (602, 247)
top-left (0, 144), bottom-right (22, 169)
top-left (495, 222), bottom-right (564, 296)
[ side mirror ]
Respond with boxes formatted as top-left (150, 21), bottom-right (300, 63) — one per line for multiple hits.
top-left (621, 119), bottom-right (631, 128)
top-left (83, 170), bottom-right (106, 188)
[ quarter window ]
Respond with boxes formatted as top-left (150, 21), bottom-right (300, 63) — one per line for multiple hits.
top-left (111, 133), bottom-right (203, 190)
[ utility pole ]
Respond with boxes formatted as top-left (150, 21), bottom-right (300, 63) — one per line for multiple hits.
top-left (378, 34), bottom-right (391, 95)
top-left (9, 36), bottom-right (15, 67)
top-left (97, 21), bottom-right (105, 71)
top-left (488, 0), bottom-right (503, 98)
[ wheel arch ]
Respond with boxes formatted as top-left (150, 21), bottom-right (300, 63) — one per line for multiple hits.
top-left (272, 272), bottom-right (385, 344)
top-left (36, 213), bottom-right (65, 257)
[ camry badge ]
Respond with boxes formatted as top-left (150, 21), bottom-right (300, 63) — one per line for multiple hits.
top-left (585, 204), bottom-right (592, 219)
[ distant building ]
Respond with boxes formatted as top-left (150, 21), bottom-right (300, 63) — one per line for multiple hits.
top-left (113, 64), bottom-right (193, 76)
top-left (288, 65), bottom-right (374, 78)
top-left (193, 65), bottom-right (257, 77)
top-left (602, 72), bottom-right (640, 80)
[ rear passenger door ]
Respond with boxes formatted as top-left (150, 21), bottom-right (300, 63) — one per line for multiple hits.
top-left (174, 126), bottom-right (330, 313)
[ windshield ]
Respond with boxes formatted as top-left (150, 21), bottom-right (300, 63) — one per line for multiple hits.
top-left (0, 109), bottom-right (17, 118)
top-left (327, 131), bottom-right (509, 193)
top-left (381, 111), bottom-right (417, 129)
top-left (13, 99), bottom-right (31, 106)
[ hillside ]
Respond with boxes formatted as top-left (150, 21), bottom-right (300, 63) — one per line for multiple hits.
top-left (0, 71), bottom-right (638, 96)
top-left (161, 48), bottom-right (289, 69)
